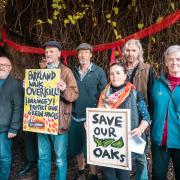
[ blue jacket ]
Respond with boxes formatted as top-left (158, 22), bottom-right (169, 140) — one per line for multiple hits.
top-left (72, 63), bottom-right (107, 118)
top-left (150, 75), bottom-right (180, 149)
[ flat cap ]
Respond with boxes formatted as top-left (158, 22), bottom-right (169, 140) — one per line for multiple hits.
top-left (76, 43), bottom-right (93, 52)
top-left (42, 40), bottom-right (62, 50)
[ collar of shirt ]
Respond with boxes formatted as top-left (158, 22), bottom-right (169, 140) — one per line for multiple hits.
top-left (78, 63), bottom-right (92, 81)
top-left (47, 62), bottom-right (60, 69)
top-left (0, 79), bottom-right (5, 87)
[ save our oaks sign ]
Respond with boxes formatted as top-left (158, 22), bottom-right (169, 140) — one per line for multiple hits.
top-left (86, 108), bottom-right (131, 170)
top-left (23, 69), bottom-right (60, 135)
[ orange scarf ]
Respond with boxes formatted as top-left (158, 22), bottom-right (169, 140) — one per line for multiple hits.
top-left (98, 82), bottom-right (135, 109)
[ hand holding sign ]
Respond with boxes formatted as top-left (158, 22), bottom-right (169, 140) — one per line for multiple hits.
top-left (57, 80), bottom-right (66, 92)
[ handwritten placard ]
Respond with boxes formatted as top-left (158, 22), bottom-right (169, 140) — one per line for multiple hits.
top-left (23, 69), bottom-right (60, 135)
top-left (86, 108), bottom-right (131, 170)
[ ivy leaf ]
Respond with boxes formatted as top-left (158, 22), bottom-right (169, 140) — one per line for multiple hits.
top-left (156, 16), bottom-right (163, 23)
top-left (150, 36), bottom-right (156, 44)
top-left (93, 22), bottom-right (97, 27)
top-left (137, 23), bottom-right (144, 29)
top-left (70, 19), bottom-right (76, 25)
top-left (116, 34), bottom-right (122, 40)
top-left (62, 3), bottom-right (67, 9)
top-left (68, 15), bottom-right (73, 20)
top-left (113, 7), bottom-right (119, 15)
top-left (132, 0), bottom-right (136, 7)
top-left (107, 19), bottom-right (111, 23)
top-left (53, 0), bottom-right (60, 3)
top-left (112, 21), bottom-right (117, 27)
top-left (52, 3), bottom-right (59, 9)
top-left (113, 29), bottom-right (118, 36)
top-left (53, 16), bottom-right (57, 20)
top-left (64, 19), bottom-right (69, 24)
top-left (106, 14), bottom-right (111, 19)
top-left (48, 19), bottom-right (53, 25)
top-left (170, 2), bottom-right (175, 10)
top-left (37, 19), bottom-right (43, 24)
top-left (53, 10), bottom-right (59, 16)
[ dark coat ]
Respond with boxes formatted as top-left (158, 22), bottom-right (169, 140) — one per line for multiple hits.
top-left (0, 75), bottom-right (24, 134)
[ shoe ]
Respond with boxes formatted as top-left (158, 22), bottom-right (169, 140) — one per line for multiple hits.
top-left (18, 161), bottom-right (35, 176)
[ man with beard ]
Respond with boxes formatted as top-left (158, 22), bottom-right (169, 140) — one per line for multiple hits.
top-left (69, 43), bottom-right (107, 180)
top-left (122, 39), bottom-right (155, 180)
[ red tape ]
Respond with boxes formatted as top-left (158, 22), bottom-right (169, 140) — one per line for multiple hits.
top-left (0, 10), bottom-right (179, 64)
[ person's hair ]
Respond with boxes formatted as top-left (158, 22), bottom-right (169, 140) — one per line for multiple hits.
top-left (0, 55), bottom-right (12, 64)
top-left (122, 39), bottom-right (144, 62)
top-left (164, 45), bottom-right (180, 61)
top-left (109, 62), bottom-right (127, 74)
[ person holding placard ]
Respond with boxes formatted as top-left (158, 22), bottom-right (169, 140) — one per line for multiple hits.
top-left (98, 62), bottom-right (150, 180)
top-left (18, 57), bottom-right (47, 177)
top-left (37, 40), bottom-right (79, 180)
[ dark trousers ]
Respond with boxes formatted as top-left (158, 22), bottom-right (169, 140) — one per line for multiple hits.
top-left (152, 144), bottom-right (180, 180)
top-left (25, 132), bottom-right (38, 162)
top-left (102, 166), bottom-right (130, 180)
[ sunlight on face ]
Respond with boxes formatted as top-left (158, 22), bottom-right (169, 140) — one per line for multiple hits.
top-left (109, 65), bottom-right (127, 87)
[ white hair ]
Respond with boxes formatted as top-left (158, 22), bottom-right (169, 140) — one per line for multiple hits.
top-left (122, 39), bottom-right (144, 62)
top-left (164, 45), bottom-right (180, 61)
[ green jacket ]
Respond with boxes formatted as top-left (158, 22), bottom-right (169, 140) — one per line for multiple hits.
top-left (72, 63), bottom-right (107, 119)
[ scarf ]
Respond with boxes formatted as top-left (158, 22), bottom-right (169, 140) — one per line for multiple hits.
top-left (98, 82), bottom-right (135, 109)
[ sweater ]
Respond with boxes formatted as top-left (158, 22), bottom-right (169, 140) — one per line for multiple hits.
top-left (0, 75), bottom-right (24, 134)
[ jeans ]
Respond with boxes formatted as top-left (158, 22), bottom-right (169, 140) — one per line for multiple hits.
top-left (132, 152), bottom-right (148, 180)
top-left (38, 133), bottom-right (68, 180)
top-left (0, 132), bottom-right (12, 180)
top-left (102, 166), bottom-right (130, 180)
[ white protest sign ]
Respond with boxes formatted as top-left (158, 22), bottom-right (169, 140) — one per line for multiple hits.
top-left (86, 108), bottom-right (131, 170)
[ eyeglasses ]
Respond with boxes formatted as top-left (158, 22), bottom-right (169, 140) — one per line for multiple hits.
top-left (0, 63), bottom-right (11, 68)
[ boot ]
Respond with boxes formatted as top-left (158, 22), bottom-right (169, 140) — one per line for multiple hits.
top-left (18, 161), bottom-right (35, 176)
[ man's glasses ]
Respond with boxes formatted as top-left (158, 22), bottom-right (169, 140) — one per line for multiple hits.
top-left (0, 63), bottom-right (11, 68)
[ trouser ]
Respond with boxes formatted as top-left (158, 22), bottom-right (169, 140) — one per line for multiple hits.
top-left (102, 166), bottom-right (130, 180)
top-left (38, 133), bottom-right (68, 180)
top-left (25, 132), bottom-right (38, 162)
top-left (152, 144), bottom-right (180, 180)
top-left (0, 133), bottom-right (12, 180)
top-left (132, 152), bottom-right (148, 180)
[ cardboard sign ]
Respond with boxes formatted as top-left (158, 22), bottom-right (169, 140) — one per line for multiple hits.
top-left (23, 69), bottom-right (60, 135)
top-left (86, 108), bottom-right (131, 170)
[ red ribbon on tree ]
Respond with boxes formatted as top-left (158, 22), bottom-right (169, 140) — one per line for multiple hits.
top-left (0, 10), bottom-right (179, 64)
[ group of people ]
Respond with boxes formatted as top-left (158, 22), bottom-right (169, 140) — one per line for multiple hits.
top-left (0, 39), bottom-right (179, 180)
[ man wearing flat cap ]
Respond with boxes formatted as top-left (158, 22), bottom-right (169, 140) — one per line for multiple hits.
top-left (37, 40), bottom-right (79, 180)
top-left (68, 43), bottom-right (107, 179)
